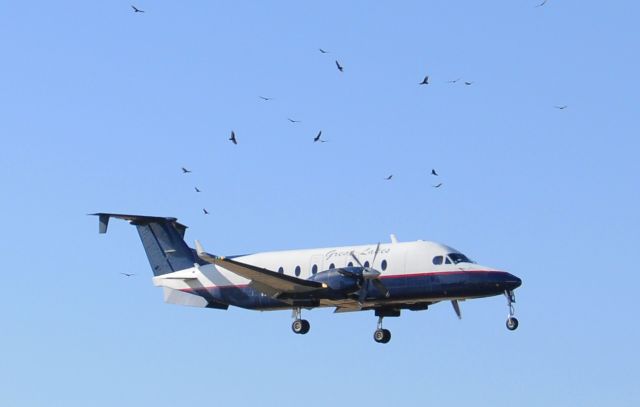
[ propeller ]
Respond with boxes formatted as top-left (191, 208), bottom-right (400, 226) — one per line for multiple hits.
top-left (349, 242), bottom-right (390, 302)
top-left (451, 300), bottom-right (462, 319)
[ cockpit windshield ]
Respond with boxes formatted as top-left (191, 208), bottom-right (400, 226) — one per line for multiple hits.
top-left (447, 253), bottom-right (473, 264)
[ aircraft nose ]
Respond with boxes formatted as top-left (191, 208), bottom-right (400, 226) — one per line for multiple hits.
top-left (503, 273), bottom-right (522, 290)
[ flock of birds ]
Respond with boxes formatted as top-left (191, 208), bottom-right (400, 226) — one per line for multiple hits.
top-left (119, 2), bottom-right (564, 278)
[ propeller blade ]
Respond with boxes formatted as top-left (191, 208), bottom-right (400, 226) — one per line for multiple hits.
top-left (451, 300), bottom-right (462, 319)
top-left (358, 280), bottom-right (369, 303)
top-left (350, 251), bottom-right (364, 268)
top-left (371, 242), bottom-right (381, 268)
top-left (372, 279), bottom-right (390, 298)
top-left (362, 267), bottom-right (380, 280)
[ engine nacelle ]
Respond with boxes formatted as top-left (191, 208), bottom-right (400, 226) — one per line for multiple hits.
top-left (308, 269), bottom-right (360, 293)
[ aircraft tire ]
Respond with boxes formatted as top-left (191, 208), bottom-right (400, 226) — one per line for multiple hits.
top-left (506, 317), bottom-right (519, 331)
top-left (374, 329), bottom-right (391, 343)
top-left (292, 319), bottom-right (303, 334)
top-left (382, 329), bottom-right (391, 343)
top-left (292, 319), bottom-right (310, 334)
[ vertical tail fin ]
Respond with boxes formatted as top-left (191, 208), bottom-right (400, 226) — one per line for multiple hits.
top-left (92, 213), bottom-right (198, 276)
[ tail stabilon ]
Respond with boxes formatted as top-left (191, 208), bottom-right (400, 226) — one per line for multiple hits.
top-left (93, 213), bottom-right (199, 276)
top-left (92, 213), bottom-right (228, 310)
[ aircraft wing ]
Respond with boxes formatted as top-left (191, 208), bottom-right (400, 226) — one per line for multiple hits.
top-left (195, 241), bottom-right (325, 295)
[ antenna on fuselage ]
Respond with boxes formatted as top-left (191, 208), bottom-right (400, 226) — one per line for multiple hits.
top-left (390, 234), bottom-right (398, 244)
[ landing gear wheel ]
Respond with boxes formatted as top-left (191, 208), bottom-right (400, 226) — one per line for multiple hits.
top-left (292, 319), bottom-right (310, 334)
top-left (504, 290), bottom-right (519, 331)
top-left (374, 328), bottom-right (391, 344)
top-left (300, 319), bottom-right (310, 334)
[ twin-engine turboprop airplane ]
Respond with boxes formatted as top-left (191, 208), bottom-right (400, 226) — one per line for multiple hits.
top-left (93, 213), bottom-right (522, 343)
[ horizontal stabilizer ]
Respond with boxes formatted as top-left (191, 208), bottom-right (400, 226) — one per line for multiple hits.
top-left (92, 212), bottom-right (195, 276)
top-left (90, 213), bottom-right (187, 238)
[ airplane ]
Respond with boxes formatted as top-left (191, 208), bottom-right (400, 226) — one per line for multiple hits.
top-left (93, 213), bottom-right (522, 343)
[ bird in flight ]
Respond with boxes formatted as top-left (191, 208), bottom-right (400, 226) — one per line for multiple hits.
top-left (319, 48), bottom-right (329, 54)
top-left (433, 183), bottom-right (443, 188)
top-left (287, 118), bottom-right (301, 123)
top-left (555, 105), bottom-right (568, 110)
top-left (131, 5), bottom-right (144, 13)
top-left (335, 60), bottom-right (344, 72)
top-left (203, 208), bottom-right (209, 215)
top-left (229, 131), bottom-right (237, 145)
top-left (447, 78), bottom-right (461, 83)
top-left (419, 75), bottom-right (429, 85)
top-left (259, 96), bottom-right (273, 101)
top-left (181, 167), bottom-right (192, 174)
top-left (431, 169), bottom-right (438, 176)
top-left (195, 187), bottom-right (201, 192)
top-left (536, 0), bottom-right (548, 7)
top-left (385, 175), bottom-right (393, 180)
top-left (464, 81), bottom-right (474, 86)
top-left (313, 131), bottom-right (326, 143)
top-left (120, 272), bottom-right (135, 277)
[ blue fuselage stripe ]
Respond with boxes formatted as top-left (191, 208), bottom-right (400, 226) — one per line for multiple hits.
top-left (181, 271), bottom-right (521, 310)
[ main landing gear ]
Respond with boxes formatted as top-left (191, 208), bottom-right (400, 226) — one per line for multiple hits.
top-left (373, 316), bottom-right (391, 344)
top-left (291, 307), bottom-right (310, 335)
top-left (504, 290), bottom-right (519, 331)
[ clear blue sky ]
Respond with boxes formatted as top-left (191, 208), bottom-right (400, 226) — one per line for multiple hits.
top-left (1, 1), bottom-right (639, 405)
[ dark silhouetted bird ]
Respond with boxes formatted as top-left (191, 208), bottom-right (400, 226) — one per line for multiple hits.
top-left (536, 0), bottom-right (548, 7)
top-left (319, 48), bottom-right (329, 54)
top-left (131, 5), bottom-right (144, 13)
top-left (121, 272), bottom-right (135, 277)
top-left (464, 81), bottom-right (474, 86)
top-left (335, 60), bottom-right (344, 72)
top-left (229, 131), bottom-right (237, 145)
top-left (385, 175), bottom-right (393, 180)
top-left (433, 183), bottom-right (443, 188)
top-left (195, 187), bottom-right (201, 192)
top-left (181, 167), bottom-right (192, 174)
top-left (447, 78), bottom-right (461, 83)
top-left (203, 208), bottom-right (209, 215)
top-left (419, 75), bottom-right (429, 85)
top-left (555, 105), bottom-right (568, 110)
top-left (431, 169), bottom-right (438, 176)
top-left (288, 118), bottom-right (301, 123)
top-left (259, 96), bottom-right (273, 101)
top-left (313, 131), bottom-right (326, 143)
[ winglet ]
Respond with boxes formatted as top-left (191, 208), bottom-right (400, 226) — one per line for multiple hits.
top-left (195, 240), bottom-right (205, 255)
top-left (195, 240), bottom-right (217, 263)
top-left (98, 214), bottom-right (110, 234)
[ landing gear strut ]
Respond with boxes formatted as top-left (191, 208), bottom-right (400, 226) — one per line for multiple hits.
top-left (291, 307), bottom-right (310, 335)
top-left (373, 316), bottom-right (391, 344)
top-left (504, 290), bottom-right (519, 331)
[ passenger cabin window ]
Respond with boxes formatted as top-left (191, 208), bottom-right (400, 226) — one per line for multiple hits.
top-left (381, 260), bottom-right (388, 271)
top-left (445, 257), bottom-right (452, 264)
top-left (348, 262), bottom-right (353, 267)
top-left (295, 265), bottom-right (301, 276)
top-left (432, 256), bottom-right (443, 265)
top-left (278, 267), bottom-right (284, 274)
top-left (329, 263), bottom-right (335, 269)
top-left (312, 264), bottom-right (318, 275)
top-left (364, 261), bottom-right (370, 268)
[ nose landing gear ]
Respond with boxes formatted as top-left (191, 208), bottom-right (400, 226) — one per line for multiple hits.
top-left (504, 290), bottom-right (519, 331)
top-left (291, 307), bottom-right (310, 335)
top-left (373, 316), bottom-right (391, 344)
